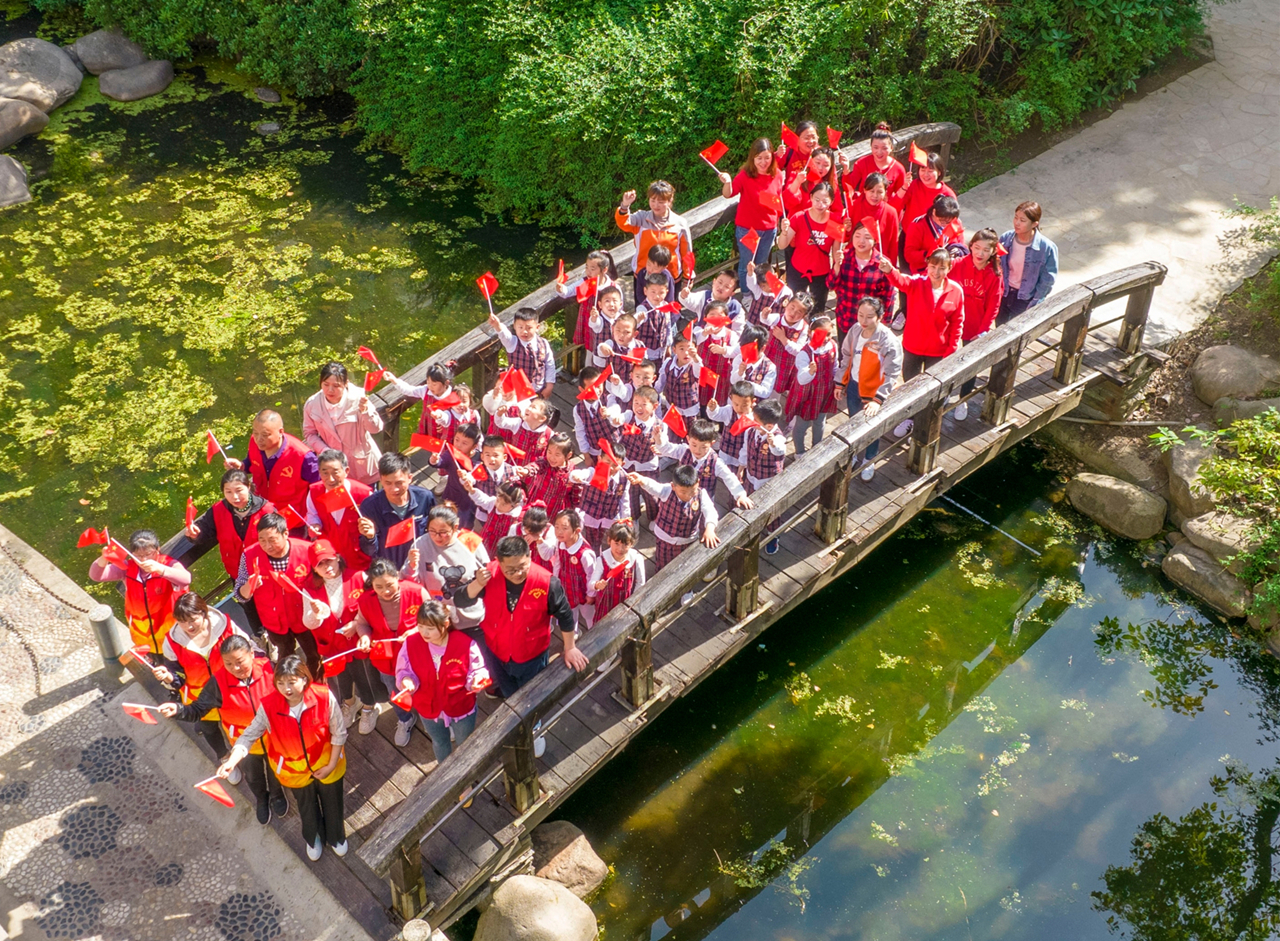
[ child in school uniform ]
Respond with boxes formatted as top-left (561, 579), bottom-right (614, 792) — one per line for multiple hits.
top-left (596, 313), bottom-right (648, 387)
top-left (728, 324), bottom-right (777, 401)
top-left (516, 433), bottom-right (583, 519)
top-left (740, 399), bottom-right (789, 555)
top-left (694, 300), bottom-right (739, 407)
top-left (634, 272), bottom-right (678, 363)
top-left (552, 509), bottom-right (597, 631)
top-left (489, 308), bottom-right (558, 398)
top-left (479, 482), bottom-right (525, 558)
top-left (384, 362), bottom-right (457, 442)
top-left (573, 367), bottom-right (625, 461)
top-left (586, 285), bottom-right (626, 369)
top-left (743, 260), bottom-right (791, 328)
top-left (606, 359), bottom-right (656, 411)
top-left (433, 423), bottom-right (482, 529)
top-left (634, 243), bottom-right (678, 306)
top-left (655, 418), bottom-right (753, 510)
top-left (588, 522), bottom-right (646, 627)
top-left (787, 315), bottom-right (839, 456)
top-left (491, 395), bottom-right (553, 465)
top-left (706, 380), bottom-right (758, 478)
top-left (621, 386), bottom-right (664, 521)
top-left (654, 331), bottom-right (701, 427)
top-left (763, 291), bottom-right (815, 399)
top-left (680, 269), bottom-right (746, 330)
top-left (569, 441), bottom-right (630, 550)
top-left (462, 435), bottom-right (518, 530)
top-left (519, 504), bottom-right (557, 572)
top-left (627, 465), bottom-right (719, 604)
top-left (558, 249), bottom-right (617, 361)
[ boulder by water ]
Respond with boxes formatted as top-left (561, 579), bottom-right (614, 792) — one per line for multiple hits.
top-left (254, 87), bottom-right (281, 103)
top-left (1161, 431), bottom-right (1216, 525)
top-left (1161, 542), bottom-right (1252, 617)
top-left (0, 38), bottom-right (83, 112)
top-left (474, 875), bottom-right (597, 941)
top-left (0, 154), bottom-right (30, 208)
top-left (99, 60), bottom-right (174, 102)
top-left (0, 96), bottom-right (49, 149)
top-left (1191, 345), bottom-right (1280, 407)
top-left (1181, 511), bottom-right (1265, 575)
top-left (1066, 473), bottom-right (1167, 541)
top-left (70, 29), bottom-right (147, 75)
top-left (531, 820), bottom-right (608, 898)
top-left (1213, 395), bottom-right (1280, 427)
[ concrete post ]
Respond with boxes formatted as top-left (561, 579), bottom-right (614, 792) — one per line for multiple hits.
top-left (87, 603), bottom-right (129, 673)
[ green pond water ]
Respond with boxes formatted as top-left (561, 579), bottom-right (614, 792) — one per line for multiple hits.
top-left (0, 16), bottom-right (564, 595)
top-left (519, 448), bottom-right (1280, 941)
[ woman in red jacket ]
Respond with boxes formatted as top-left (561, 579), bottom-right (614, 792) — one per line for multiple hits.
top-left (845, 172), bottom-right (901, 266)
top-left (878, 249), bottom-right (965, 436)
top-left (776, 182), bottom-right (841, 314)
top-left (846, 123), bottom-right (908, 201)
top-left (719, 138), bottom-right (784, 297)
top-left (948, 229), bottom-right (1005, 421)
top-left (894, 150), bottom-right (956, 233)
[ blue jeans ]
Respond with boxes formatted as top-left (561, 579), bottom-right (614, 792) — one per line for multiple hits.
top-left (792, 414), bottom-right (827, 456)
top-left (378, 670), bottom-right (413, 722)
top-left (419, 709), bottom-right (477, 763)
top-left (736, 224), bottom-right (776, 297)
top-left (847, 395), bottom-right (881, 461)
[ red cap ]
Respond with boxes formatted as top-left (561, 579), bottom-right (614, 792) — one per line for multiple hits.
top-left (309, 539), bottom-right (339, 566)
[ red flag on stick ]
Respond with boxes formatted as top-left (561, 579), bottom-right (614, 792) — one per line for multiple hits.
top-left (364, 369), bottom-right (385, 393)
top-left (122, 702), bottom-right (158, 724)
top-left (613, 346), bottom-right (647, 365)
top-left (810, 328), bottom-right (830, 350)
top-left (470, 464), bottom-right (488, 482)
top-left (270, 569), bottom-right (304, 596)
top-left (185, 496), bottom-right (198, 530)
top-left (103, 542), bottom-right (130, 568)
top-left (699, 366), bottom-right (719, 389)
top-left (826, 126), bottom-right (843, 149)
top-left (765, 270), bottom-right (786, 297)
top-left (604, 560), bottom-right (631, 580)
top-left (996, 242), bottom-right (1009, 257)
top-left (761, 191), bottom-right (784, 215)
top-left (699, 140), bottom-right (729, 170)
top-left (662, 406), bottom-right (688, 439)
top-left (357, 346), bottom-right (381, 367)
top-left (740, 341), bottom-right (759, 365)
top-left (389, 687), bottom-right (414, 709)
top-left (410, 433), bottom-right (444, 454)
top-left (588, 459), bottom-right (612, 491)
top-left (448, 445), bottom-right (474, 474)
top-left (780, 122), bottom-right (800, 149)
top-left (909, 141), bottom-right (929, 167)
top-left (426, 392), bottom-right (463, 410)
top-left (505, 442), bottom-right (527, 462)
top-left (806, 164), bottom-right (824, 186)
top-left (681, 250), bottom-right (696, 282)
top-left (860, 216), bottom-right (881, 241)
top-left (705, 311), bottom-right (731, 329)
top-left (205, 431), bottom-right (224, 464)
top-left (740, 229), bottom-right (760, 256)
top-left (502, 368), bottom-right (537, 402)
top-left (597, 438), bottom-right (623, 468)
top-left (575, 277), bottom-right (598, 304)
top-left (555, 259), bottom-right (566, 288)
top-left (280, 504), bottom-right (309, 532)
top-left (476, 271), bottom-right (499, 300)
top-left (385, 516), bottom-right (416, 548)
top-left (729, 416), bottom-right (762, 436)
top-left (194, 776), bottom-right (235, 808)
top-left (77, 527), bottom-right (108, 548)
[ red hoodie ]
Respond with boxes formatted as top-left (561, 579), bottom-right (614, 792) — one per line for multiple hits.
top-left (950, 254), bottom-right (1004, 342)
top-left (885, 267), bottom-right (965, 358)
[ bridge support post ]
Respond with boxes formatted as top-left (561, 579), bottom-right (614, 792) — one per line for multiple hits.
top-left (981, 340), bottom-right (1024, 425)
top-left (379, 408), bottom-right (402, 456)
top-left (1117, 284), bottom-right (1154, 354)
top-left (563, 302), bottom-right (585, 377)
top-left (1053, 306), bottom-right (1092, 385)
top-left (815, 453), bottom-right (854, 544)
top-left (503, 720), bottom-right (541, 813)
top-left (907, 403), bottom-right (944, 475)
top-left (473, 342), bottom-right (502, 428)
top-left (620, 617), bottom-right (654, 707)
top-left (726, 543), bottom-right (760, 617)
top-left (388, 843), bottom-right (428, 921)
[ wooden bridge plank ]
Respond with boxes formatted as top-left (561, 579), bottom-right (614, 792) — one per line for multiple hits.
top-left (439, 805), bottom-right (503, 869)
top-left (538, 726), bottom-right (594, 787)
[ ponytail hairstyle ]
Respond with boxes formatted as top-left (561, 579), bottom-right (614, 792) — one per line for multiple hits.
top-left (521, 504), bottom-right (550, 536)
top-left (969, 227), bottom-right (1000, 252)
top-left (741, 138), bottom-right (777, 178)
top-left (426, 362), bottom-right (454, 387)
top-left (587, 249), bottom-right (618, 281)
top-left (366, 557), bottom-right (400, 584)
top-left (870, 122), bottom-right (894, 148)
top-left (606, 520), bottom-right (636, 547)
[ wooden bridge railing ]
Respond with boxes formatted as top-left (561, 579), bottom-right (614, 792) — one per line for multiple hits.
top-left (356, 260), bottom-right (1168, 918)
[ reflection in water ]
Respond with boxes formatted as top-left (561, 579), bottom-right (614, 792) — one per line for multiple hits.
top-left (536, 449), bottom-right (1280, 941)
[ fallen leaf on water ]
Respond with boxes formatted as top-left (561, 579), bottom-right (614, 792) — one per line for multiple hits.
top-left (79, 498), bottom-right (91, 505)
top-left (992, 809), bottom-right (999, 816)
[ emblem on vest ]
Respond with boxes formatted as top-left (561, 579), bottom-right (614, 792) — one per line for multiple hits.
top-left (569, 556), bottom-right (579, 566)
top-left (294, 565), bottom-right (307, 578)
top-left (528, 588), bottom-right (547, 600)
top-left (280, 466), bottom-right (294, 477)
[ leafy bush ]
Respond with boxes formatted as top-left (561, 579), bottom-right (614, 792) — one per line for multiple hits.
top-left (35, 0), bottom-right (1210, 231)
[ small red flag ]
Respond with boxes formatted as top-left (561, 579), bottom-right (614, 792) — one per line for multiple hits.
top-left (614, 346), bottom-right (647, 365)
top-left (780, 122), bottom-right (799, 149)
top-left (410, 433), bottom-right (444, 454)
top-left (122, 703), bottom-right (157, 725)
top-left (555, 259), bottom-right (566, 288)
top-left (604, 560), bottom-right (631, 580)
top-left (448, 445), bottom-right (474, 474)
top-left (270, 569), bottom-right (304, 596)
top-left (77, 527), bottom-right (107, 548)
top-left (426, 392), bottom-right (463, 410)
top-left (597, 438), bottom-right (623, 468)
top-left (656, 301), bottom-right (683, 315)
top-left (195, 778), bottom-right (235, 808)
top-left (826, 126), bottom-right (843, 149)
top-left (575, 277), bottom-right (598, 304)
top-left (860, 215), bottom-right (881, 240)
top-left (576, 384), bottom-right (600, 403)
top-left (357, 346), bottom-right (381, 367)
top-left (364, 369), bottom-right (385, 393)
top-left (502, 368), bottom-right (537, 402)
top-left (705, 311), bottom-right (731, 329)
top-left (476, 271), bottom-right (499, 300)
top-left (681, 250), bottom-right (696, 281)
top-left (740, 341), bottom-right (759, 365)
top-left (103, 542), bottom-right (130, 567)
top-left (280, 504), bottom-right (308, 532)
top-left (810, 328), bottom-right (830, 349)
top-left (761, 191), bottom-right (784, 214)
top-left (909, 141), bottom-right (929, 167)
top-left (740, 228), bottom-right (760, 256)
top-left (588, 459), bottom-right (612, 491)
top-left (385, 516), bottom-right (416, 548)
top-left (699, 366), bottom-right (719, 389)
top-left (505, 442), bottom-right (527, 461)
top-left (765, 270), bottom-right (786, 297)
top-left (996, 242), bottom-right (1009, 257)
top-left (185, 496), bottom-right (198, 530)
top-left (205, 431), bottom-right (221, 464)
top-left (681, 321), bottom-right (693, 342)
top-left (470, 463), bottom-right (488, 482)
top-left (621, 423), bottom-right (643, 436)
top-left (806, 164), bottom-right (823, 186)
top-left (699, 140), bottom-right (729, 165)
top-left (390, 687), bottom-right (414, 709)
top-left (315, 486), bottom-right (350, 515)
top-left (729, 416), bottom-right (762, 436)
top-left (662, 406), bottom-right (688, 439)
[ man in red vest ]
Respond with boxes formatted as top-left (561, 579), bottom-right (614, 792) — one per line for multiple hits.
top-left (225, 409), bottom-right (319, 527)
top-left (235, 513), bottom-right (321, 677)
top-left (306, 449), bottom-right (372, 571)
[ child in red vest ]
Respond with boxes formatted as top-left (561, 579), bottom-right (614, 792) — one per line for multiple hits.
top-left (588, 522), bottom-right (647, 627)
top-left (787, 315), bottom-right (839, 456)
top-left (553, 509), bottom-right (598, 631)
top-left (762, 291), bottom-right (814, 398)
top-left (694, 300), bottom-right (739, 407)
top-left (384, 362), bottom-right (457, 441)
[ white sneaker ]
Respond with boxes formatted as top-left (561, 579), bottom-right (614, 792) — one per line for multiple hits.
top-left (893, 419), bottom-right (913, 438)
top-left (306, 837), bottom-right (323, 862)
top-left (533, 736), bottom-right (546, 759)
top-left (340, 698), bottom-right (361, 729)
top-left (860, 462), bottom-right (875, 482)
top-left (226, 766), bottom-right (243, 786)
top-left (331, 840), bottom-right (349, 858)
top-left (954, 401), bottom-right (969, 422)
top-left (702, 570), bottom-right (716, 583)
top-left (681, 591), bottom-right (695, 606)
top-left (357, 707), bottom-right (377, 735)
top-left (394, 718), bottom-right (414, 747)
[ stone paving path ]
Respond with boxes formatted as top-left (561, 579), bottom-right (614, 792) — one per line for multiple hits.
top-left (964, 0), bottom-right (1279, 343)
top-left (0, 525), bottom-right (375, 941)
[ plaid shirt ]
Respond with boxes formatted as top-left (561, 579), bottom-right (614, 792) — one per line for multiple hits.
top-left (826, 250), bottom-right (896, 334)
top-left (578, 467), bottom-right (630, 523)
top-left (509, 422), bottom-right (551, 465)
top-left (554, 538), bottom-right (595, 608)
top-left (507, 335), bottom-right (554, 387)
top-left (523, 459), bottom-right (582, 519)
top-left (480, 508), bottom-right (520, 557)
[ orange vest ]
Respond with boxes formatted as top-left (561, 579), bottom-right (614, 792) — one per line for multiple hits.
top-left (260, 684), bottom-right (346, 789)
top-left (247, 433), bottom-right (311, 518)
top-left (215, 655), bottom-right (274, 755)
top-left (168, 618), bottom-right (238, 717)
top-left (123, 555), bottom-right (184, 653)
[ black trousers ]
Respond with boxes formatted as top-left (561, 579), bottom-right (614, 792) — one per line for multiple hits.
top-left (197, 720), bottom-right (230, 761)
top-left (902, 351), bottom-right (943, 382)
top-left (996, 293), bottom-right (1033, 326)
top-left (267, 630), bottom-right (321, 679)
top-left (341, 657), bottom-right (387, 706)
top-left (786, 268), bottom-right (830, 314)
top-left (292, 775), bottom-right (346, 848)
top-left (242, 750), bottom-right (284, 807)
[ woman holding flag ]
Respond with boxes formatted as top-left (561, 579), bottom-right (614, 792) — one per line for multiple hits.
top-left (718, 138), bottom-right (784, 298)
top-left (185, 469), bottom-right (275, 631)
top-left (300, 538), bottom-right (375, 729)
top-left (88, 529), bottom-right (191, 655)
top-left (776, 182), bottom-right (842, 314)
top-left (301, 362), bottom-right (384, 486)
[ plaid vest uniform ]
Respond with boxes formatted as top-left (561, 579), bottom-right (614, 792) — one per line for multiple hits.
top-left (593, 555), bottom-right (636, 626)
top-left (661, 359), bottom-right (699, 411)
top-left (746, 290), bottom-right (784, 328)
top-left (417, 389), bottom-right (457, 437)
top-left (579, 469), bottom-right (629, 522)
top-left (509, 423), bottom-right (551, 465)
top-left (679, 449), bottom-right (719, 498)
top-left (786, 345), bottom-right (838, 422)
top-left (556, 541), bottom-right (592, 608)
top-left (717, 419), bottom-right (751, 465)
top-left (652, 489), bottom-right (705, 541)
top-left (481, 508), bottom-right (521, 558)
top-left (697, 332), bottom-right (734, 406)
top-left (508, 336), bottom-right (552, 386)
top-left (488, 404), bottom-right (520, 437)
top-left (744, 426), bottom-right (785, 487)
top-left (620, 420), bottom-right (656, 467)
top-left (524, 460), bottom-right (582, 519)
top-left (765, 321), bottom-right (806, 396)
top-left (635, 303), bottom-right (673, 358)
top-left (741, 358), bottom-right (771, 387)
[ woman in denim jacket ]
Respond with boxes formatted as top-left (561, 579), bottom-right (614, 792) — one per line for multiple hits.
top-left (997, 200), bottom-right (1058, 325)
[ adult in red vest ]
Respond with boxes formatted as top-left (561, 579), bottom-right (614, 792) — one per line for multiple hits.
top-left (352, 558), bottom-right (430, 746)
top-left (236, 513), bottom-right (321, 677)
top-left (218, 655), bottom-right (348, 862)
top-left (159, 633), bottom-right (288, 824)
top-left (305, 450), bottom-right (371, 572)
top-left (88, 529), bottom-right (191, 655)
top-left (393, 599), bottom-right (490, 762)
top-left (185, 469), bottom-right (275, 631)
top-left (301, 539), bottom-right (374, 729)
top-left (224, 409), bottom-right (319, 528)
top-left (455, 535), bottom-right (586, 700)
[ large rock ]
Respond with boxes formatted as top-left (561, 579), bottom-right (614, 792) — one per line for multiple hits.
top-left (1161, 542), bottom-right (1252, 617)
top-left (70, 29), bottom-right (147, 75)
top-left (1182, 511), bottom-right (1263, 574)
top-left (1066, 473), bottom-right (1167, 541)
top-left (1192, 345), bottom-right (1280, 407)
top-left (474, 875), bottom-right (597, 941)
top-left (98, 60), bottom-right (174, 102)
top-left (532, 821), bottom-right (608, 899)
top-left (1037, 421), bottom-right (1167, 493)
top-left (0, 38), bottom-right (83, 112)
top-left (1162, 432), bottom-right (1216, 525)
top-left (0, 154), bottom-right (29, 208)
top-left (1213, 396), bottom-right (1280, 427)
top-left (0, 96), bottom-right (48, 148)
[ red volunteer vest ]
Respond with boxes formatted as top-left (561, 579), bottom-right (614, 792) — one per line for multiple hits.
top-left (170, 618), bottom-right (237, 710)
top-left (260, 683), bottom-right (345, 788)
top-left (215, 654), bottom-right (274, 753)
top-left (404, 629), bottom-right (476, 720)
top-left (310, 571), bottom-right (367, 677)
top-left (211, 500), bottom-right (274, 578)
top-left (356, 581), bottom-right (427, 675)
top-left (308, 480), bottom-right (372, 571)
top-left (247, 434), bottom-right (311, 518)
top-left (243, 539), bottom-right (312, 635)
top-left (123, 555), bottom-right (184, 653)
top-left (481, 562), bottom-right (554, 664)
